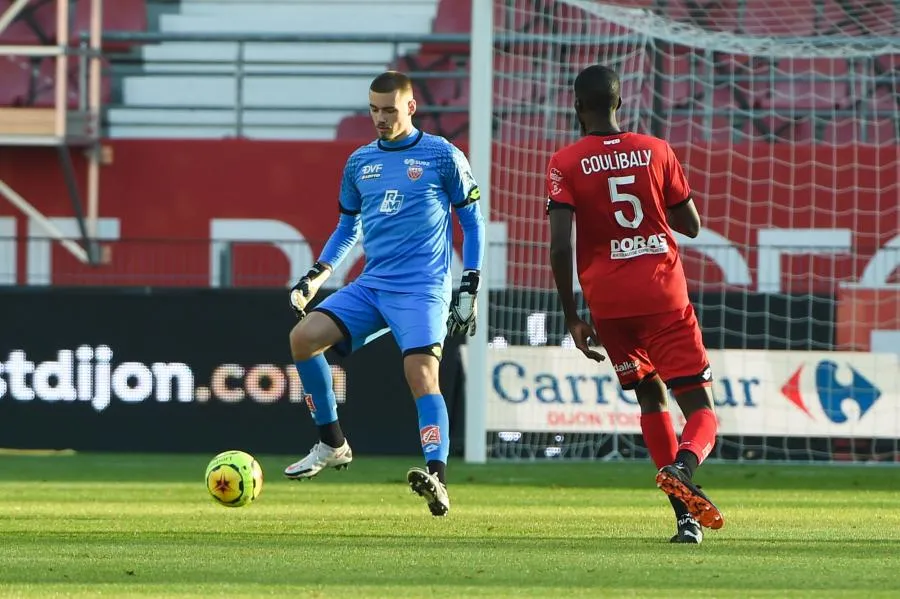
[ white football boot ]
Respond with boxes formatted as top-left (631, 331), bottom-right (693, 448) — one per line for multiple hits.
top-left (283, 440), bottom-right (352, 480)
top-left (407, 467), bottom-right (450, 516)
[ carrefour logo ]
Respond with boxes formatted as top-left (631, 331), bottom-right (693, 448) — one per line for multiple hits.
top-left (781, 360), bottom-right (881, 424)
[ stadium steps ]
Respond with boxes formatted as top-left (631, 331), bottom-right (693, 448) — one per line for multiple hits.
top-left (106, 0), bottom-right (440, 140)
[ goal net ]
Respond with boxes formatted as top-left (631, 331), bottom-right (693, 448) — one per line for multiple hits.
top-left (472, 0), bottom-right (900, 463)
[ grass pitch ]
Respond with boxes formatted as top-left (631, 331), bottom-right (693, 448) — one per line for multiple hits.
top-left (1, 453), bottom-right (898, 598)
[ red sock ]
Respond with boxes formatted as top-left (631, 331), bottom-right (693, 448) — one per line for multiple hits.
top-left (678, 408), bottom-right (718, 464)
top-left (640, 411), bottom-right (678, 469)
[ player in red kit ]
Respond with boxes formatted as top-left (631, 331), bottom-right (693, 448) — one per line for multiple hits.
top-left (546, 65), bottom-right (724, 543)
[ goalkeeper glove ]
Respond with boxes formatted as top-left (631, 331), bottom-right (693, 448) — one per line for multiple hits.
top-left (447, 269), bottom-right (480, 337)
top-left (290, 262), bottom-right (332, 319)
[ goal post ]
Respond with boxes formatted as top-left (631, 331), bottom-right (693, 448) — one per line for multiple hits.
top-left (464, 0), bottom-right (494, 464)
top-left (464, 0), bottom-right (900, 464)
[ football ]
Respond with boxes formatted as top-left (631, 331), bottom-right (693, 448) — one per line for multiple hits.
top-left (205, 450), bottom-right (264, 507)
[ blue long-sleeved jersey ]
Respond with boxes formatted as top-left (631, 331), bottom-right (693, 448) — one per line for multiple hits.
top-left (319, 128), bottom-right (485, 297)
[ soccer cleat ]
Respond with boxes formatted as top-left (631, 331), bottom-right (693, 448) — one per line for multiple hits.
top-left (656, 464), bottom-right (725, 530)
top-left (670, 514), bottom-right (703, 544)
top-left (407, 467), bottom-right (450, 517)
top-left (283, 440), bottom-right (352, 480)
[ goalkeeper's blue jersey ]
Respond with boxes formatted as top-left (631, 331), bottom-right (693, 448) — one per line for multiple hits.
top-left (338, 129), bottom-right (478, 298)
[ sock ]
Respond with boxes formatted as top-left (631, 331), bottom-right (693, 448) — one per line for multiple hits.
top-left (295, 356), bottom-right (345, 448)
top-left (415, 394), bottom-right (450, 483)
top-left (676, 407), bottom-right (718, 476)
top-left (674, 450), bottom-right (699, 479)
top-left (427, 460), bottom-right (446, 485)
top-left (639, 411), bottom-right (678, 469)
top-left (669, 495), bottom-right (691, 519)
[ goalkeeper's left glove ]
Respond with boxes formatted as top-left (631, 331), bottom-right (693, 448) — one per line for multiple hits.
top-left (289, 262), bottom-right (332, 319)
top-left (447, 269), bottom-right (481, 337)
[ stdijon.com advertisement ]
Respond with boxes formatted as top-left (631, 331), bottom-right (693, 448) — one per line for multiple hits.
top-left (0, 288), bottom-right (448, 456)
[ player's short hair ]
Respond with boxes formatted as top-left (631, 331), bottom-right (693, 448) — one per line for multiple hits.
top-left (573, 65), bottom-right (621, 112)
top-left (370, 71), bottom-right (413, 95)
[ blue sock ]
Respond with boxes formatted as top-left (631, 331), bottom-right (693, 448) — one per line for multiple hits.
top-left (415, 393), bottom-right (450, 465)
top-left (295, 355), bottom-right (338, 425)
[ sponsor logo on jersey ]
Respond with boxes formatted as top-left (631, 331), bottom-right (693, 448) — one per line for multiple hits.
top-left (403, 158), bottom-right (431, 167)
top-left (379, 189), bottom-right (405, 214)
top-left (613, 360), bottom-right (639, 374)
top-left (549, 167), bottom-right (564, 196)
top-left (360, 163), bottom-right (383, 180)
top-left (610, 233), bottom-right (668, 260)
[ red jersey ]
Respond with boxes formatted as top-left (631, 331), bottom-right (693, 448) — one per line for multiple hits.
top-left (547, 132), bottom-right (692, 319)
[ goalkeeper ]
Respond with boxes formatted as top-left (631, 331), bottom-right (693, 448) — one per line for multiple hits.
top-left (283, 71), bottom-right (485, 517)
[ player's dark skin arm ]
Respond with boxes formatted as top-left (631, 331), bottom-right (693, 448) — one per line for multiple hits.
top-left (666, 198), bottom-right (702, 238)
top-left (549, 207), bottom-right (605, 362)
top-left (548, 208), bottom-right (579, 323)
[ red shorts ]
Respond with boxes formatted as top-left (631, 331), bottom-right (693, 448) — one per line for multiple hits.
top-left (593, 304), bottom-right (711, 392)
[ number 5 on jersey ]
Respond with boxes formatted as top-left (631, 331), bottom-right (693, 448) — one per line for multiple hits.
top-left (608, 175), bottom-right (644, 229)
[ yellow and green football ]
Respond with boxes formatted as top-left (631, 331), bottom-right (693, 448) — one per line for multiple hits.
top-left (205, 450), bottom-right (263, 507)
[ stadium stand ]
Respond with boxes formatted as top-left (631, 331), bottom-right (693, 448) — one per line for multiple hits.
top-left (0, 0), bottom-right (146, 108)
top-left (332, 0), bottom-right (899, 144)
top-left (106, 0), bottom-right (441, 139)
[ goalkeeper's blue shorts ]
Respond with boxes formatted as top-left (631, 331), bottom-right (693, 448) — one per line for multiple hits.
top-left (312, 281), bottom-right (450, 357)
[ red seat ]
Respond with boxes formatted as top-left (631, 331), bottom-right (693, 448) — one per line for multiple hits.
top-left (661, 116), bottom-right (747, 145)
top-left (415, 103), bottom-right (468, 141)
top-left (742, 0), bottom-right (815, 37)
top-left (823, 118), bottom-right (898, 145)
top-left (424, 0), bottom-right (483, 56)
top-left (663, 0), bottom-right (742, 32)
top-left (494, 54), bottom-right (540, 107)
top-left (391, 52), bottom-right (463, 106)
top-left (31, 55), bottom-right (111, 108)
top-left (0, 1), bottom-right (146, 45)
top-left (0, 0), bottom-right (56, 43)
top-left (335, 115), bottom-right (374, 140)
top-left (758, 58), bottom-right (853, 110)
top-left (819, 0), bottom-right (897, 36)
top-left (75, 0), bottom-right (148, 36)
top-left (0, 55), bottom-right (31, 105)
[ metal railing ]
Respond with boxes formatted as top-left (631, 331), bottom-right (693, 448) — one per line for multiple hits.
top-left (74, 31), bottom-right (900, 141)
top-left (95, 32), bottom-right (472, 138)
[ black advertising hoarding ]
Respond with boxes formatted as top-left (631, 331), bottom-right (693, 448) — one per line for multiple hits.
top-left (0, 288), bottom-right (832, 455)
top-left (0, 289), bottom-right (464, 456)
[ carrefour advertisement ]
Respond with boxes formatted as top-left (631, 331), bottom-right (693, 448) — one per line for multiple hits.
top-left (478, 347), bottom-right (900, 438)
top-left (0, 290), bottom-right (461, 454)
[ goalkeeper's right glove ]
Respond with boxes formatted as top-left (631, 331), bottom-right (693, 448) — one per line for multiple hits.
top-left (289, 262), bottom-right (332, 319)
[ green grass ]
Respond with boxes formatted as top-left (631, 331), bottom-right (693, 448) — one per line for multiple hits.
top-left (1, 453), bottom-right (899, 598)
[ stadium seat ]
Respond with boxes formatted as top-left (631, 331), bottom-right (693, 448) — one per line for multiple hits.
top-left (819, 0), bottom-right (897, 36)
top-left (663, 116), bottom-right (748, 145)
top-left (758, 58), bottom-right (855, 111)
top-left (496, 113), bottom-right (547, 143)
top-left (75, 0), bottom-right (148, 38)
top-left (741, 0), bottom-right (815, 37)
top-left (494, 54), bottom-right (541, 107)
top-left (0, 0), bottom-right (146, 45)
top-left (0, 56), bottom-right (31, 105)
top-left (823, 117), bottom-right (898, 145)
top-left (0, 1), bottom-right (55, 44)
top-left (552, 2), bottom-right (639, 38)
top-left (31, 55), bottom-right (112, 108)
top-left (335, 114), bottom-right (373, 140)
top-left (663, 0), bottom-right (742, 33)
top-left (0, 16), bottom-right (44, 45)
top-left (390, 52), bottom-right (464, 107)
top-left (424, 0), bottom-right (487, 56)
